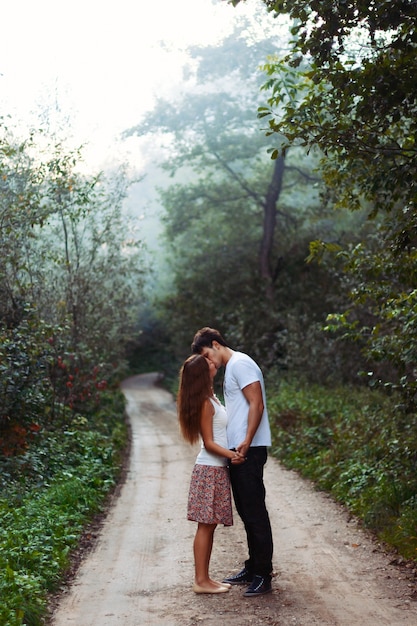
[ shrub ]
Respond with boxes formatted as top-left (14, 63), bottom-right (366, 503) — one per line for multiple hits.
top-left (268, 377), bottom-right (417, 561)
top-left (0, 390), bottom-right (128, 625)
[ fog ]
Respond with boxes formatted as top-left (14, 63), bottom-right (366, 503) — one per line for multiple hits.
top-left (0, 0), bottom-right (257, 168)
top-left (0, 0), bottom-right (272, 290)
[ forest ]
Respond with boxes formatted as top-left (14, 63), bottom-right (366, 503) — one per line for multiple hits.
top-left (1, 0), bottom-right (417, 623)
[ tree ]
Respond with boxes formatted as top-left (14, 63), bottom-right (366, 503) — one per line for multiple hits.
top-left (0, 123), bottom-right (146, 453)
top-left (125, 17), bottom-right (349, 369)
top-left (246, 0), bottom-right (417, 404)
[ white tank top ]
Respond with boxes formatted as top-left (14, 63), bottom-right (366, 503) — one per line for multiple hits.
top-left (195, 397), bottom-right (228, 467)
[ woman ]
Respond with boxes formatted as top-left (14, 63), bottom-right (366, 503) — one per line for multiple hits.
top-left (177, 354), bottom-right (245, 594)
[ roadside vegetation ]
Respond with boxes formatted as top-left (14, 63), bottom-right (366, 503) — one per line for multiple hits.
top-left (0, 391), bottom-right (128, 626)
top-left (0, 124), bottom-right (142, 624)
top-left (267, 376), bottom-right (417, 560)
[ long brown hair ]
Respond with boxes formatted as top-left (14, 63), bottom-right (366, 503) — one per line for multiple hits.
top-left (177, 354), bottom-right (211, 444)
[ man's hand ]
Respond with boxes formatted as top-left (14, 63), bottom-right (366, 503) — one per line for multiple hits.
top-left (231, 449), bottom-right (246, 464)
top-left (236, 441), bottom-right (250, 458)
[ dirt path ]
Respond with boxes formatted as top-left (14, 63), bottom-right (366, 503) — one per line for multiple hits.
top-left (50, 373), bottom-right (416, 625)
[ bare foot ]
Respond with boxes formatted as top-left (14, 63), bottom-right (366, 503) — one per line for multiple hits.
top-left (193, 581), bottom-right (230, 594)
top-left (212, 579), bottom-right (231, 588)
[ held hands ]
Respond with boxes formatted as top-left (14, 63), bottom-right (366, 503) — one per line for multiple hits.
top-left (230, 449), bottom-right (246, 464)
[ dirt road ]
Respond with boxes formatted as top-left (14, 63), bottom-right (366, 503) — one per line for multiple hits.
top-left (50, 373), bottom-right (416, 625)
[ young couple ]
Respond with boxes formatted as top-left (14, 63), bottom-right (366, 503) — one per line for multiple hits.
top-left (177, 327), bottom-right (274, 597)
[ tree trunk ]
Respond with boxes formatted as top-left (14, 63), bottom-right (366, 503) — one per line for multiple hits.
top-left (259, 154), bottom-right (285, 298)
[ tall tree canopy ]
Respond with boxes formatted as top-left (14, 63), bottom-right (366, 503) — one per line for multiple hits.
top-left (125, 16), bottom-right (355, 370)
top-left (240, 0), bottom-right (417, 404)
top-left (127, 13), bottom-right (370, 376)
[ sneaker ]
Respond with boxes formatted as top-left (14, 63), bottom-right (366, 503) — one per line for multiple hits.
top-left (243, 574), bottom-right (272, 597)
top-left (222, 567), bottom-right (253, 585)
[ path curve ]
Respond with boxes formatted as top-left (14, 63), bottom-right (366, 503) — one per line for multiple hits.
top-left (50, 373), bottom-right (416, 625)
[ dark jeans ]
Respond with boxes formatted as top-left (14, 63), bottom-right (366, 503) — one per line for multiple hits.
top-left (228, 446), bottom-right (273, 577)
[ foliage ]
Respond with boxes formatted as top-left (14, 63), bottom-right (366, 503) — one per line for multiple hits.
top-left (0, 310), bottom-right (54, 455)
top-left (268, 376), bottom-right (417, 560)
top-left (0, 390), bottom-right (128, 626)
top-left (125, 16), bottom-right (368, 381)
top-left (247, 0), bottom-right (417, 406)
top-left (0, 122), bottom-right (146, 452)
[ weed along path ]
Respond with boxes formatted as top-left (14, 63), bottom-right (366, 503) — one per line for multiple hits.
top-left (50, 373), bottom-right (416, 626)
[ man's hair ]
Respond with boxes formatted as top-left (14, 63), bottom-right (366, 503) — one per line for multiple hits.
top-left (191, 327), bottom-right (229, 354)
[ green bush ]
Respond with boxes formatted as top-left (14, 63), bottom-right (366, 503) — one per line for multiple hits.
top-left (268, 377), bottom-right (417, 561)
top-left (0, 390), bottom-right (128, 626)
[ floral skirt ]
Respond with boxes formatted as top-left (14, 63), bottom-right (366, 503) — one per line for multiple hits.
top-left (187, 464), bottom-right (233, 526)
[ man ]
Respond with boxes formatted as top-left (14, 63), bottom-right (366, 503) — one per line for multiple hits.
top-left (191, 327), bottom-right (273, 597)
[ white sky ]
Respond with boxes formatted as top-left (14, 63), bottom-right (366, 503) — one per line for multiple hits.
top-left (0, 0), bottom-right (257, 170)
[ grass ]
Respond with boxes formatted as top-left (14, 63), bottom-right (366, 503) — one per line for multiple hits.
top-left (0, 390), bottom-right (128, 626)
top-left (267, 375), bottom-right (417, 561)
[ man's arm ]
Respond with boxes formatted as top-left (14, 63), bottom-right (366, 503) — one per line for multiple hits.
top-left (236, 381), bottom-right (264, 457)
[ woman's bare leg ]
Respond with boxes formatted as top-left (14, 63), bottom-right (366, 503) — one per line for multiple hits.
top-left (193, 522), bottom-right (229, 592)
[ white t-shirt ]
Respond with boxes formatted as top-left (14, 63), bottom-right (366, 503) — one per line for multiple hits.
top-left (195, 397), bottom-right (228, 467)
top-left (224, 351), bottom-right (271, 449)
